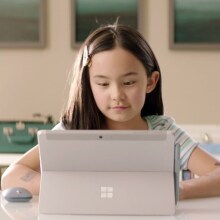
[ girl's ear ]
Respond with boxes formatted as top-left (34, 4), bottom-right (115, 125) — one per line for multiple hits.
top-left (146, 71), bottom-right (160, 94)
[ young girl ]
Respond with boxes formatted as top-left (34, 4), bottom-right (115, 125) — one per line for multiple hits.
top-left (2, 24), bottom-right (220, 200)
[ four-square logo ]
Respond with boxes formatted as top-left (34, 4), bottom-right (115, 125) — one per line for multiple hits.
top-left (101, 186), bottom-right (113, 199)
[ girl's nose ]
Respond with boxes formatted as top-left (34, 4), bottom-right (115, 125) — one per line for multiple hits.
top-left (111, 84), bottom-right (125, 101)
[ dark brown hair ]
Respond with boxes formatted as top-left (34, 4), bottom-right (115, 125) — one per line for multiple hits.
top-left (62, 24), bottom-right (163, 129)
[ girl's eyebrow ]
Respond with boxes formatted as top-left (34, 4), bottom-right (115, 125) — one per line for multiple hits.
top-left (93, 72), bottom-right (139, 79)
top-left (93, 75), bottom-right (109, 79)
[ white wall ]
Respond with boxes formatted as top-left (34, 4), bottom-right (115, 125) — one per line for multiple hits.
top-left (147, 0), bottom-right (220, 124)
top-left (0, 0), bottom-right (75, 121)
top-left (0, 0), bottom-right (220, 124)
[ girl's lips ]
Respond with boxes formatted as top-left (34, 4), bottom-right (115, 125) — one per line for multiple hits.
top-left (112, 106), bottom-right (128, 110)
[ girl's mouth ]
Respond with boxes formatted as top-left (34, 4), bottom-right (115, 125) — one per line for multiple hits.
top-left (112, 106), bottom-right (128, 110)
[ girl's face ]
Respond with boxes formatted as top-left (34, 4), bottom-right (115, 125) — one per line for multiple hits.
top-left (89, 47), bottom-right (158, 129)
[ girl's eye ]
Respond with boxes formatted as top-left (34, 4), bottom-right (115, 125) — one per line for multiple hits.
top-left (97, 82), bottom-right (109, 86)
top-left (123, 81), bottom-right (136, 86)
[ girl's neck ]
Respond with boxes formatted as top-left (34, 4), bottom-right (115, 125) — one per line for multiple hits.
top-left (102, 117), bottom-right (148, 130)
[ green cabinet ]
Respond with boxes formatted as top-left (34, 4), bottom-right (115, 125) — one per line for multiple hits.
top-left (0, 121), bottom-right (54, 153)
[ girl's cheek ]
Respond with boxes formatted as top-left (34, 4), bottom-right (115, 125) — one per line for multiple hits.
top-left (131, 88), bottom-right (146, 102)
top-left (93, 89), bottom-right (108, 103)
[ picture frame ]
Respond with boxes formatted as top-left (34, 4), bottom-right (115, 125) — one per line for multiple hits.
top-left (169, 0), bottom-right (220, 49)
top-left (0, 0), bottom-right (46, 48)
top-left (71, 0), bottom-right (144, 48)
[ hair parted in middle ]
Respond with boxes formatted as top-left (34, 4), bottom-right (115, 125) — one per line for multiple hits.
top-left (62, 24), bottom-right (163, 129)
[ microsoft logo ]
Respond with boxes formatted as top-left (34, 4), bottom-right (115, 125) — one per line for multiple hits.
top-left (101, 186), bottom-right (113, 199)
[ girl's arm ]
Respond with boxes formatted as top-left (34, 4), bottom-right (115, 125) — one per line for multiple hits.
top-left (180, 146), bottom-right (220, 200)
top-left (1, 145), bottom-right (41, 195)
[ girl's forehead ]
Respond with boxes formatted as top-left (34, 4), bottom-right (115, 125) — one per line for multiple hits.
top-left (90, 47), bottom-right (144, 70)
top-left (89, 47), bottom-right (146, 79)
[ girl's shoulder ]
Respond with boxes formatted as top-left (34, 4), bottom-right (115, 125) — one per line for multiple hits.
top-left (52, 121), bottom-right (66, 130)
top-left (145, 115), bottom-right (176, 130)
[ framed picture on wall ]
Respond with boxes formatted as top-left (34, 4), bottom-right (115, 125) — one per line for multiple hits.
top-left (0, 0), bottom-right (46, 48)
top-left (169, 0), bottom-right (220, 49)
top-left (71, 0), bottom-right (144, 48)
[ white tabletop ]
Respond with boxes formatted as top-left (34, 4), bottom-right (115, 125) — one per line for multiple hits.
top-left (1, 192), bottom-right (220, 220)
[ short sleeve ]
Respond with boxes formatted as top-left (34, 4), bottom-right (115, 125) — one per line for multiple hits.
top-left (170, 120), bottom-right (199, 170)
top-left (146, 115), bottom-right (199, 170)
